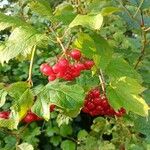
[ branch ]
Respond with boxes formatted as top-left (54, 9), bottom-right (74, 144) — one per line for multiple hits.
top-left (134, 31), bottom-right (147, 69)
top-left (27, 45), bottom-right (36, 86)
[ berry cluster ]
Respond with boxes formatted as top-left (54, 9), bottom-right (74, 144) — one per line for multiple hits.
top-left (0, 111), bottom-right (10, 119)
top-left (0, 104), bottom-right (55, 123)
top-left (40, 49), bottom-right (94, 81)
top-left (82, 88), bottom-right (126, 117)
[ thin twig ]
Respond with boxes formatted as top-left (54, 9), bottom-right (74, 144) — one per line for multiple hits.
top-left (66, 35), bottom-right (74, 50)
top-left (134, 9), bottom-right (147, 69)
top-left (134, 31), bottom-right (147, 69)
top-left (116, 0), bottom-right (139, 23)
top-left (27, 45), bottom-right (36, 86)
top-left (49, 26), bottom-right (66, 53)
top-left (133, 0), bottom-right (144, 18)
top-left (144, 27), bottom-right (150, 32)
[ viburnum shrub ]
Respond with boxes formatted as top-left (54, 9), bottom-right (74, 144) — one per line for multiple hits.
top-left (0, 0), bottom-right (149, 149)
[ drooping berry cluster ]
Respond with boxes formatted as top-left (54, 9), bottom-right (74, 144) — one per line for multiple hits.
top-left (40, 49), bottom-right (94, 81)
top-left (82, 88), bottom-right (126, 117)
top-left (0, 105), bottom-right (55, 123)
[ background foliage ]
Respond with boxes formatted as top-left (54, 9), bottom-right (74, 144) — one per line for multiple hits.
top-left (0, 0), bottom-right (150, 149)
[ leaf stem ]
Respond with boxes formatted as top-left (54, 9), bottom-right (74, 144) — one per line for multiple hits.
top-left (133, 0), bottom-right (144, 18)
top-left (134, 9), bottom-right (147, 69)
top-left (98, 69), bottom-right (106, 94)
top-left (27, 45), bottom-right (36, 86)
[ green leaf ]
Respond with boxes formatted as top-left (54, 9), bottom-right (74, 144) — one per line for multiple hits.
top-left (50, 135), bottom-right (62, 146)
top-left (28, 0), bottom-right (52, 20)
top-left (7, 82), bottom-right (30, 100)
top-left (77, 130), bottom-right (88, 141)
top-left (0, 90), bottom-right (7, 107)
top-left (132, 114), bottom-right (150, 142)
top-left (60, 124), bottom-right (73, 137)
top-left (0, 13), bottom-right (27, 31)
top-left (31, 87), bottom-right (50, 121)
top-left (69, 13), bottom-right (103, 30)
top-left (11, 89), bottom-right (34, 119)
top-left (101, 7), bottom-right (121, 16)
top-left (17, 143), bottom-right (34, 150)
top-left (91, 34), bottom-right (113, 69)
top-left (106, 77), bottom-right (149, 116)
top-left (7, 82), bottom-right (34, 119)
top-left (0, 26), bottom-right (47, 64)
top-left (91, 117), bottom-right (106, 133)
top-left (46, 82), bottom-right (85, 117)
top-left (0, 111), bottom-right (19, 130)
top-left (54, 2), bottom-right (76, 24)
top-left (56, 114), bottom-right (72, 127)
top-left (61, 140), bottom-right (76, 150)
top-left (73, 33), bottom-right (96, 59)
top-left (105, 57), bottom-right (142, 82)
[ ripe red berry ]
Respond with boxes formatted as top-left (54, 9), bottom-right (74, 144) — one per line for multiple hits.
top-left (58, 58), bottom-right (69, 68)
top-left (48, 74), bottom-right (56, 81)
top-left (82, 107), bottom-right (89, 113)
top-left (50, 104), bottom-right (55, 112)
top-left (22, 112), bottom-right (42, 123)
top-left (70, 49), bottom-right (81, 60)
top-left (75, 63), bottom-right (85, 71)
top-left (0, 111), bottom-right (10, 119)
top-left (52, 64), bottom-right (60, 74)
top-left (40, 63), bottom-right (47, 72)
top-left (40, 64), bottom-right (54, 76)
top-left (84, 60), bottom-right (94, 70)
top-left (86, 102), bottom-right (95, 110)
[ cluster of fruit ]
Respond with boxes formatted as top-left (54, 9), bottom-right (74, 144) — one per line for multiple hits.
top-left (82, 88), bottom-right (126, 117)
top-left (0, 104), bottom-right (55, 123)
top-left (40, 49), bottom-right (94, 81)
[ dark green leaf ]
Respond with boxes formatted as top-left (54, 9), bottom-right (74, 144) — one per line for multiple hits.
top-left (46, 82), bottom-right (85, 117)
top-left (61, 140), bottom-right (76, 150)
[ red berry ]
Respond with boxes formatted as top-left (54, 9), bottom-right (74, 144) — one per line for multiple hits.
top-left (52, 64), bottom-right (60, 74)
top-left (50, 104), bottom-right (55, 112)
top-left (40, 64), bottom-right (54, 76)
top-left (82, 107), bottom-right (89, 113)
top-left (40, 63), bottom-right (47, 72)
top-left (48, 74), bottom-right (56, 81)
top-left (92, 89), bottom-right (100, 98)
top-left (86, 102), bottom-right (95, 110)
top-left (84, 60), bottom-right (94, 70)
top-left (0, 111), bottom-right (10, 119)
top-left (71, 66), bottom-right (81, 77)
top-left (58, 58), bottom-right (69, 68)
top-left (70, 49), bottom-right (81, 60)
top-left (93, 98), bottom-right (101, 105)
top-left (22, 112), bottom-right (42, 123)
top-left (75, 63), bottom-right (85, 71)
top-left (56, 71), bottom-right (65, 78)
